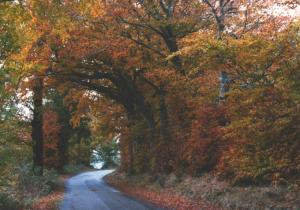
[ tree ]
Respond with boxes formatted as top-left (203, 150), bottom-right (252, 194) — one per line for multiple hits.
top-left (4, 0), bottom-right (300, 185)
top-left (31, 76), bottom-right (44, 175)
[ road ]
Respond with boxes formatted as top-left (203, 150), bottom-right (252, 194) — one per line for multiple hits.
top-left (59, 170), bottom-right (162, 210)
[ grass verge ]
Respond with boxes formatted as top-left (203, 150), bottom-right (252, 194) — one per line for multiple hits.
top-left (105, 171), bottom-right (221, 210)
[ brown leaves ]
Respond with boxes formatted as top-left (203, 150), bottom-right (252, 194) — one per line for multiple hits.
top-left (43, 109), bottom-right (61, 169)
top-left (32, 191), bottom-right (63, 210)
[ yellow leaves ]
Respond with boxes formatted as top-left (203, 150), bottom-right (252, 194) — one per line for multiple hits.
top-left (221, 72), bottom-right (300, 182)
top-left (176, 31), bottom-right (221, 57)
top-left (229, 37), bottom-right (275, 66)
top-left (177, 27), bottom-right (298, 88)
top-left (65, 89), bottom-right (90, 128)
top-left (66, 0), bottom-right (105, 19)
top-left (86, 0), bottom-right (106, 18)
top-left (175, 32), bottom-right (232, 76)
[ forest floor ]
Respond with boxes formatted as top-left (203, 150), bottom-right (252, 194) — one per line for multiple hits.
top-left (105, 171), bottom-right (300, 210)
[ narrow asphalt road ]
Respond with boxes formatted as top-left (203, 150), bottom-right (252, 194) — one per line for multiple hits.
top-left (59, 170), bottom-right (162, 210)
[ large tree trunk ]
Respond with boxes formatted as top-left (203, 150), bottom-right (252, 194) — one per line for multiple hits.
top-left (55, 91), bottom-right (72, 172)
top-left (128, 138), bottom-right (134, 175)
top-left (58, 114), bottom-right (72, 172)
top-left (57, 132), bottom-right (69, 172)
top-left (126, 112), bottom-right (136, 175)
top-left (31, 77), bottom-right (44, 176)
top-left (158, 91), bottom-right (173, 173)
top-left (159, 93), bottom-right (170, 143)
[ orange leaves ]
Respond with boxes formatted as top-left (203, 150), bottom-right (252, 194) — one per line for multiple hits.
top-left (32, 191), bottom-right (63, 210)
top-left (43, 109), bottom-right (61, 169)
top-left (43, 109), bottom-right (61, 140)
top-left (183, 104), bottom-right (225, 175)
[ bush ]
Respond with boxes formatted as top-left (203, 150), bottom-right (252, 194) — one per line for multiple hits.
top-left (63, 164), bottom-right (86, 174)
top-left (183, 104), bottom-right (225, 176)
top-left (0, 193), bottom-right (21, 210)
top-left (17, 163), bottom-right (58, 207)
top-left (217, 87), bottom-right (300, 185)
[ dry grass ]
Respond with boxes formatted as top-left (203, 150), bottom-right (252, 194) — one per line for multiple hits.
top-left (105, 172), bottom-right (221, 210)
top-left (106, 172), bottom-right (300, 210)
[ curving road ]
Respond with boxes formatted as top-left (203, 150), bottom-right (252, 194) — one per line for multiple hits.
top-left (59, 170), bottom-right (162, 210)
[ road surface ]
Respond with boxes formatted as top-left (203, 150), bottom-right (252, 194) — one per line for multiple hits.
top-left (59, 170), bottom-right (162, 210)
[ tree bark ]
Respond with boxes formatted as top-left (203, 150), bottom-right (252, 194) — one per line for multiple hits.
top-left (58, 107), bottom-right (72, 172)
top-left (159, 91), bottom-right (170, 143)
top-left (31, 76), bottom-right (44, 176)
top-left (160, 25), bottom-right (184, 75)
top-left (126, 112), bottom-right (136, 175)
top-left (58, 130), bottom-right (70, 172)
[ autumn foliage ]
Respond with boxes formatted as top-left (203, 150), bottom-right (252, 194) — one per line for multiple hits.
top-left (2, 0), bottom-right (300, 187)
